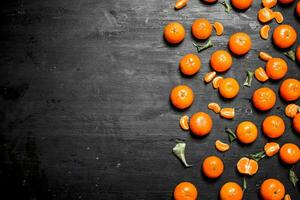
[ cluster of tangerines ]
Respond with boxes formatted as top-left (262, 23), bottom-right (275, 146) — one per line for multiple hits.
top-left (165, 0), bottom-right (300, 199)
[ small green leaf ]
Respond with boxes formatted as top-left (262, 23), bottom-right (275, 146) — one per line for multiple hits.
top-left (225, 128), bottom-right (237, 144)
top-left (284, 50), bottom-right (296, 62)
top-left (247, 151), bottom-right (266, 162)
top-left (172, 142), bottom-right (192, 168)
top-left (243, 177), bottom-right (247, 191)
top-left (193, 39), bottom-right (213, 53)
top-left (243, 71), bottom-right (254, 87)
top-left (220, 1), bottom-right (232, 13)
top-left (289, 167), bottom-right (298, 187)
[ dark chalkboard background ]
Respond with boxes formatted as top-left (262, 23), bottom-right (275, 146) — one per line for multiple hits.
top-left (0, 0), bottom-right (299, 199)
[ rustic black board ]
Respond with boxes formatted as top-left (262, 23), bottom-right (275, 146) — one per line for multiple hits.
top-left (0, 0), bottom-right (299, 199)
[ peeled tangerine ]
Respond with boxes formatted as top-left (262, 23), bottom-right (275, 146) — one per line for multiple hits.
top-left (285, 104), bottom-right (300, 118)
top-left (258, 7), bottom-right (274, 23)
top-left (237, 157), bottom-right (258, 175)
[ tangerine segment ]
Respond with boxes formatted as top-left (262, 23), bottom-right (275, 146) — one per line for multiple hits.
top-left (262, 115), bottom-right (285, 139)
top-left (220, 108), bottom-right (235, 119)
top-left (179, 54), bottom-right (201, 76)
top-left (210, 50), bottom-right (232, 72)
top-left (259, 51), bottom-right (272, 61)
top-left (204, 71), bottom-right (217, 83)
top-left (170, 85), bottom-right (194, 110)
top-left (219, 78), bottom-right (240, 99)
top-left (252, 87), bottom-right (276, 111)
top-left (189, 112), bottom-right (213, 136)
top-left (208, 102), bottom-right (221, 114)
top-left (175, 0), bottom-right (189, 10)
top-left (174, 182), bottom-right (198, 200)
top-left (179, 115), bottom-right (189, 131)
top-left (212, 76), bottom-right (223, 89)
top-left (264, 142), bottom-right (280, 157)
top-left (293, 113), bottom-right (300, 133)
top-left (284, 194), bottom-right (291, 200)
top-left (258, 7), bottom-right (274, 23)
top-left (262, 0), bottom-right (277, 8)
top-left (260, 179), bottom-right (285, 200)
top-left (285, 104), bottom-right (299, 118)
top-left (260, 25), bottom-right (270, 40)
top-left (236, 121), bottom-right (258, 144)
top-left (220, 182), bottom-right (243, 200)
top-left (279, 78), bottom-right (300, 102)
top-left (279, 143), bottom-right (300, 164)
top-left (215, 140), bottom-right (230, 152)
top-left (237, 157), bottom-right (258, 175)
top-left (213, 21), bottom-right (224, 36)
top-left (274, 12), bottom-right (284, 24)
top-left (265, 58), bottom-right (288, 80)
top-left (202, 156), bottom-right (224, 179)
top-left (229, 32), bottom-right (252, 55)
top-left (255, 67), bottom-right (269, 82)
top-left (164, 22), bottom-right (186, 44)
top-left (273, 24), bottom-right (297, 49)
top-left (192, 18), bottom-right (212, 40)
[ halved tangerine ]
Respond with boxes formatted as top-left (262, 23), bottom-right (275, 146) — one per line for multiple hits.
top-left (237, 157), bottom-right (258, 175)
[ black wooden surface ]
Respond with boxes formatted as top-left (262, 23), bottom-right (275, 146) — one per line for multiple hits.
top-left (0, 0), bottom-right (299, 199)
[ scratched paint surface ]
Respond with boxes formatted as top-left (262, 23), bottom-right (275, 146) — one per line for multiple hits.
top-left (0, 0), bottom-right (299, 199)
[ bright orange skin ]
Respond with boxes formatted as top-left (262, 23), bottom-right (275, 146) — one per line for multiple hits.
top-left (279, 143), bottom-right (300, 164)
top-left (170, 85), bottom-right (194, 109)
top-left (252, 87), bottom-right (276, 111)
top-left (279, 78), bottom-right (300, 102)
top-left (164, 22), bottom-right (186, 44)
top-left (273, 25), bottom-right (297, 49)
top-left (264, 142), bottom-right (280, 157)
top-left (202, 156), bottom-right (224, 179)
top-left (293, 113), bottom-right (300, 133)
top-left (265, 58), bottom-right (288, 80)
top-left (192, 19), bottom-right (212, 40)
top-left (297, 2), bottom-right (300, 17)
top-left (210, 50), bottom-right (233, 72)
top-left (236, 121), bottom-right (258, 144)
top-left (189, 112), bottom-right (213, 136)
top-left (174, 182), bottom-right (198, 200)
top-left (229, 32), bottom-right (252, 55)
top-left (219, 78), bottom-right (240, 99)
top-left (297, 46), bottom-right (300, 63)
top-left (231, 0), bottom-right (253, 10)
top-left (203, 0), bottom-right (218, 3)
top-left (237, 157), bottom-right (258, 175)
top-left (262, 115), bottom-right (285, 139)
top-left (180, 54), bottom-right (201, 76)
top-left (278, 0), bottom-right (294, 4)
top-left (220, 182), bottom-right (243, 200)
top-left (260, 179), bottom-right (285, 200)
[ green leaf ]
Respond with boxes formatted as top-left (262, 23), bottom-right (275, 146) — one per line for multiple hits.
top-left (172, 142), bottom-right (192, 168)
top-left (220, 1), bottom-right (232, 13)
top-left (247, 151), bottom-right (266, 162)
top-left (192, 39), bottom-right (213, 53)
top-left (243, 177), bottom-right (247, 191)
top-left (289, 167), bottom-right (298, 187)
top-left (284, 50), bottom-right (296, 62)
top-left (225, 128), bottom-right (237, 144)
top-left (243, 71), bottom-right (254, 87)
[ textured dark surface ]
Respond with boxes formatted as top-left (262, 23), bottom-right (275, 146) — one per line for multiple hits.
top-left (0, 0), bottom-right (299, 199)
